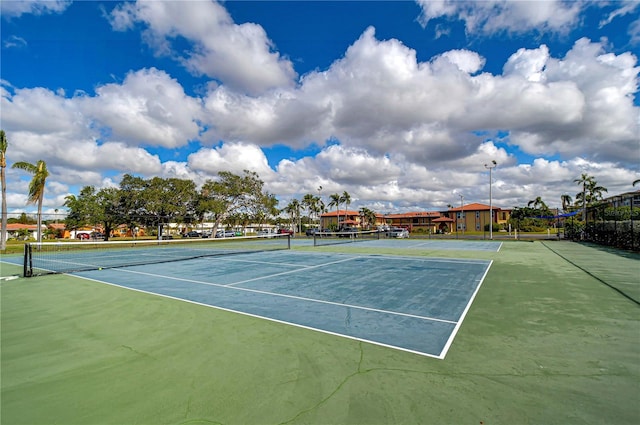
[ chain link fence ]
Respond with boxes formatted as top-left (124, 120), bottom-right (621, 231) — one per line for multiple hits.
top-left (565, 192), bottom-right (640, 251)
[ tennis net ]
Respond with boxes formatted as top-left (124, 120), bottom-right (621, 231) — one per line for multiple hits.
top-left (23, 234), bottom-right (291, 277)
top-left (313, 229), bottom-right (380, 247)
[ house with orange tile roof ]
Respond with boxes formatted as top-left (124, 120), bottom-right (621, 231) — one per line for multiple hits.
top-left (448, 203), bottom-right (511, 233)
top-left (5, 223), bottom-right (43, 240)
top-left (320, 210), bottom-right (363, 230)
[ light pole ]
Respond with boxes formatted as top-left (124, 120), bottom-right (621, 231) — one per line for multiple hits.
top-left (484, 160), bottom-right (497, 240)
top-left (317, 185), bottom-right (323, 231)
top-left (458, 193), bottom-right (464, 236)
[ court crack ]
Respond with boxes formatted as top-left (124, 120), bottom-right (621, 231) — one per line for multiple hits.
top-left (120, 344), bottom-right (155, 359)
top-left (278, 342), bottom-right (367, 425)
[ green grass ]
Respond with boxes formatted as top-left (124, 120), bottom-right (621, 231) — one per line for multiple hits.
top-left (1, 241), bottom-right (639, 424)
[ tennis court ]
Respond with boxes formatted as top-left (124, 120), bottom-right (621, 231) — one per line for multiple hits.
top-left (71, 251), bottom-right (491, 358)
top-left (2, 238), bottom-right (639, 424)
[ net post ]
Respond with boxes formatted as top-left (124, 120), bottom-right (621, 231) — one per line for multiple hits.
top-left (23, 243), bottom-right (33, 277)
top-left (288, 234), bottom-right (291, 249)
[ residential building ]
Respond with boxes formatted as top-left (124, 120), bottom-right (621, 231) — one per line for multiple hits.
top-left (600, 190), bottom-right (640, 209)
top-left (448, 203), bottom-right (510, 233)
top-left (319, 205), bottom-right (510, 234)
top-left (320, 210), bottom-right (362, 230)
top-left (384, 211), bottom-right (442, 233)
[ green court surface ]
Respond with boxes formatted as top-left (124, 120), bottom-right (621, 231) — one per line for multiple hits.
top-left (1, 240), bottom-right (639, 424)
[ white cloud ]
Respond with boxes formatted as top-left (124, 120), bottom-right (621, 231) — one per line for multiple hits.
top-left (188, 142), bottom-right (275, 180)
top-left (599, 1), bottom-right (640, 28)
top-left (416, 0), bottom-right (583, 35)
top-left (108, 0), bottom-right (297, 95)
top-left (0, 0), bottom-right (70, 18)
top-left (3, 35), bottom-right (27, 49)
top-left (201, 28), bottom-right (638, 168)
top-left (82, 68), bottom-right (203, 148)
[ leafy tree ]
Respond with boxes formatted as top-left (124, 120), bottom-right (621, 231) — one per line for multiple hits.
top-left (143, 177), bottom-right (198, 237)
top-left (0, 130), bottom-right (7, 250)
top-left (118, 174), bottom-right (147, 236)
top-left (64, 186), bottom-right (98, 233)
top-left (509, 206), bottom-right (555, 232)
top-left (95, 187), bottom-right (122, 241)
top-left (199, 170), bottom-right (265, 233)
top-left (12, 159), bottom-right (49, 243)
top-left (64, 186), bottom-right (122, 240)
top-left (251, 192), bottom-right (279, 230)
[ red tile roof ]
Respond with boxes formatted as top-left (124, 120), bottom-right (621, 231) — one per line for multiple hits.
top-left (433, 217), bottom-right (454, 222)
top-left (6, 223), bottom-right (41, 231)
top-left (321, 210), bottom-right (360, 217)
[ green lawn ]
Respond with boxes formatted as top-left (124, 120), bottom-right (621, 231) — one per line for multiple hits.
top-left (1, 240), bottom-right (638, 424)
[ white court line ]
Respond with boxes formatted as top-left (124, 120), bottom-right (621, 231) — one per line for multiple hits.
top-left (361, 254), bottom-right (491, 265)
top-left (437, 259), bottom-right (493, 359)
top-left (223, 255), bottom-right (359, 287)
top-left (409, 240), bottom-right (502, 252)
top-left (110, 263), bottom-right (458, 325)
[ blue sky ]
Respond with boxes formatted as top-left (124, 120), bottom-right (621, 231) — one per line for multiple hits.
top-left (2, 0), bottom-right (639, 217)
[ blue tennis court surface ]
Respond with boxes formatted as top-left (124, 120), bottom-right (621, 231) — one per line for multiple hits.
top-left (73, 250), bottom-right (491, 359)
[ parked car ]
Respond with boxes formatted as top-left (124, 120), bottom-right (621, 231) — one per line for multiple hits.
top-left (76, 233), bottom-right (90, 240)
top-left (90, 232), bottom-right (105, 239)
top-left (278, 228), bottom-right (294, 236)
top-left (257, 230), bottom-right (273, 237)
top-left (387, 227), bottom-right (409, 238)
top-left (182, 231), bottom-right (201, 238)
top-left (305, 228), bottom-right (319, 236)
top-left (215, 230), bottom-right (236, 238)
top-left (338, 227), bottom-right (359, 237)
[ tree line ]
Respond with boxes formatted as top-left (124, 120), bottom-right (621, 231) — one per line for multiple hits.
top-left (63, 170), bottom-right (281, 241)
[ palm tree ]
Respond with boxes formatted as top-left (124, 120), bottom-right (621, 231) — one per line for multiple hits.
top-left (328, 193), bottom-right (342, 230)
top-left (0, 130), bottom-right (7, 251)
top-left (633, 179), bottom-right (640, 187)
top-left (284, 199), bottom-right (301, 233)
top-left (574, 173), bottom-right (608, 221)
top-left (359, 207), bottom-right (377, 230)
top-left (341, 191), bottom-right (351, 227)
top-left (0, 130), bottom-right (9, 251)
top-left (12, 159), bottom-right (49, 243)
top-left (302, 193), bottom-right (319, 228)
top-left (574, 173), bottom-right (592, 221)
top-left (527, 196), bottom-right (548, 211)
top-left (560, 194), bottom-right (573, 213)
